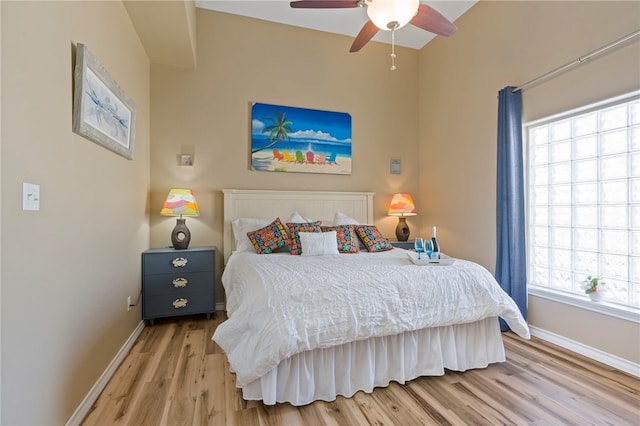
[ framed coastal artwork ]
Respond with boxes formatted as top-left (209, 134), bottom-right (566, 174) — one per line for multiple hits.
top-left (250, 102), bottom-right (352, 175)
top-left (72, 43), bottom-right (136, 160)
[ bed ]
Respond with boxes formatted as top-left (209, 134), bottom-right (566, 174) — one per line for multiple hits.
top-left (213, 189), bottom-right (530, 406)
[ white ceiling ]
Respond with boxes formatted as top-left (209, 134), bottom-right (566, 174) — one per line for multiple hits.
top-left (195, 0), bottom-right (477, 50)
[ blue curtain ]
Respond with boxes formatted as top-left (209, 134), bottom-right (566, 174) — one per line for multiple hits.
top-left (496, 86), bottom-right (527, 331)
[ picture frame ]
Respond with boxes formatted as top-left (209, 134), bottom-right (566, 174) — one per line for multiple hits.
top-left (72, 43), bottom-right (136, 160)
top-left (250, 102), bottom-right (352, 175)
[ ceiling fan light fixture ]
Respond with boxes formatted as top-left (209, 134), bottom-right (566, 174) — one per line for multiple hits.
top-left (366, 0), bottom-right (419, 31)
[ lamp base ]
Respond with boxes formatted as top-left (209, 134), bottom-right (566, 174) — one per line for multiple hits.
top-left (171, 218), bottom-right (191, 250)
top-left (395, 217), bottom-right (410, 241)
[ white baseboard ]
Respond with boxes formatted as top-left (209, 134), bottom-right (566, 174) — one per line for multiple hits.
top-left (65, 320), bottom-right (146, 426)
top-left (529, 325), bottom-right (640, 378)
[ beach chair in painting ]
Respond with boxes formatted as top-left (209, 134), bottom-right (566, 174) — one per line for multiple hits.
top-left (306, 151), bottom-right (315, 163)
top-left (295, 150), bottom-right (305, 163)
top-left (283, 150), bottom-right (295, 162)
top-left (326, 152), bottom-right (337, 164)
top-left (316, 153), bottom-right (326, 164)
top-left (273, 149), bottom-right (284, 161)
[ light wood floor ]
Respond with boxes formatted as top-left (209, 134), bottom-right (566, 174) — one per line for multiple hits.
top-left (82, 312), bottom-right (640, 425)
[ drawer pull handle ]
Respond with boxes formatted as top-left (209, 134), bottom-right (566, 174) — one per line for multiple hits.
top-left (172, 257), bottom-right (188, 268)
top-left (172, 278), bottom-right (188, 288)
top-left (172, 298), bottom-right (188, 309)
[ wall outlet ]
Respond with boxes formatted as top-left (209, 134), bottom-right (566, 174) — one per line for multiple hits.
top-left (127, 296), bottom-right (132, 311)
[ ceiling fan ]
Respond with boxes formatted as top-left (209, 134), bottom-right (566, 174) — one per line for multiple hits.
top-left (290, 0), bottom-right (457, 63)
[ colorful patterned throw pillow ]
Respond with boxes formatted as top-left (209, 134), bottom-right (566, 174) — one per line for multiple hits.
top-left (287, 221), bottom-right (322, 255)
top-left (246, 217), bottom-right (291, 254)
top-left (355, 225), bottom-right (393, 252)
top-left (321, 225), bottom-right (359, 253)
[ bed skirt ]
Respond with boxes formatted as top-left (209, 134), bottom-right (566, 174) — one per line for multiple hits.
top-left (240, 316), bottom-right (505, 405)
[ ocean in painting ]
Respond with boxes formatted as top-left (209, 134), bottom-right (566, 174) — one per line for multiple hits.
top-left (251, 136), bottom-right (351, 158)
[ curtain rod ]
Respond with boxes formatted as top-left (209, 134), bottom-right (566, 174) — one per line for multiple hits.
top-left (512, 30), bottom-right (640, 93)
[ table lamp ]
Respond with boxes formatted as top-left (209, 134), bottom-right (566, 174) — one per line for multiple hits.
top-left (160, 188), bottom-right (200, 249)
top-left (388, 192), bottom-right (416, 241)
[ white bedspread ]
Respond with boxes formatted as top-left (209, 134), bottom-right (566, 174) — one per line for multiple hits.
top-left (213, 249), bottom-right (530, 386)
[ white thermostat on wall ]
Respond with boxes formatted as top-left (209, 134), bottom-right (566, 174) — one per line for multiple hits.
top-left (390, 158), bottom-right (401, 175)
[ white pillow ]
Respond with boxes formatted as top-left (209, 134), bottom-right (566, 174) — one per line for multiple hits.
top-left (333, 211), bottom-right (361, 225)
top-left (299, 231), bottom-right (339, 256)
top-left (231, 218), bottom-right (272, 252)
top-left (286, 211), bottom-right (315, 223)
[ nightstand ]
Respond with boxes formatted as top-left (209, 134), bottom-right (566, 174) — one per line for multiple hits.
top-left (390, 240), bottom-right (415, 250)
top-left (142, 246), bottom-right (216, 325)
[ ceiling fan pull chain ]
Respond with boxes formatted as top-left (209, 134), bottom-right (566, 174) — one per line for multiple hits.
top-left (390, 27), bottom-right (397, 71)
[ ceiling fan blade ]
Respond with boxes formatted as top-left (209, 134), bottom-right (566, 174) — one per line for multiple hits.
top-left (290, 0), bottom-right (360, 9)
top-left (350, 20), bottom-right (379, 52)
top-left (410, 4), bottom-right (457, 36)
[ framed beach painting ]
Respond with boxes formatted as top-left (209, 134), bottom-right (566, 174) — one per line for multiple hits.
top-left (72, 43), bottom-right (136, 160)
top-left (250, 102), bottom-right (352, 175)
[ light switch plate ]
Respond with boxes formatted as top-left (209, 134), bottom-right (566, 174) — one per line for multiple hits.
top-left (22, 182), bottom-right (40, 211)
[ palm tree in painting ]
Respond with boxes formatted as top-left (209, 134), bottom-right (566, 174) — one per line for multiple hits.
top-left (251, 110), bottom-right (293, 154)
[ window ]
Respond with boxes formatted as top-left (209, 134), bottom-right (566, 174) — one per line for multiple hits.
top-left (526, 92), bottom-right (640, 310)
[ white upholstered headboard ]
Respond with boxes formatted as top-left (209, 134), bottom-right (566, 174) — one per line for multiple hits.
top-left (222, 189), bottom-right (375, 263)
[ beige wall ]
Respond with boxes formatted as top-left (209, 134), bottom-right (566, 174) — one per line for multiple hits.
top-left (419, 1), bottom-right (640, 363)
top-left (150, 9), bottom-right (422, 303)
top-left (1, 1), bottom-right (150, 424)
top-left (1, 1), bottom-right (637, 423)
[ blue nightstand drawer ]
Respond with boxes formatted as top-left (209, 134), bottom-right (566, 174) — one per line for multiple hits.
top-left (390, 240), bottom-right (415, 250)
top-left (143, 291), bottom-right (214, 319)
top-left (142, 246), bottom-right (216, 324)
top-left (143, 250), bottom-right (213, 274)
top-left (143, 271), bottom-right (213, 296)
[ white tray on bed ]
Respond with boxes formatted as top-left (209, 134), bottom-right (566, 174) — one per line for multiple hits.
top-left (406, 251), bottom-right (456, 266)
